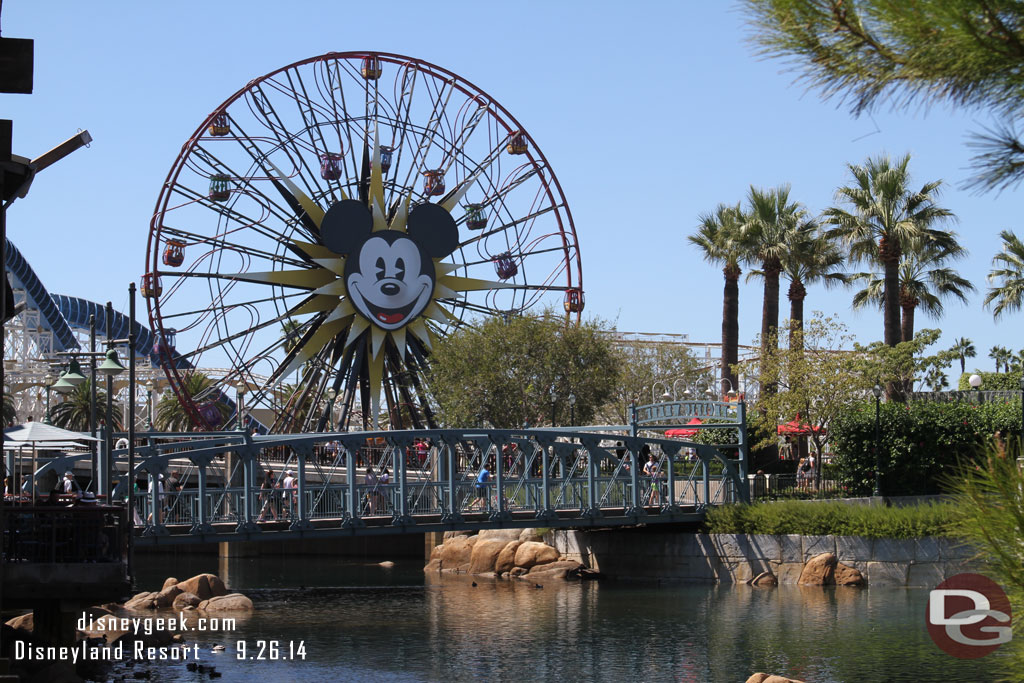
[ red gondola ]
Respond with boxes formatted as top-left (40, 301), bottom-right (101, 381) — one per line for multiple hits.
top-left (162, 239), bottom-right (185, 267)
top-left (507, 131), bottom-right (528, 155)
top-left (564, 287), bottom-right (585, 314)
top-left (140, 273), bottom-right (162, 298)
top-left (423, 169), bottom-right (445, 196)
top-left (493, 252), bottom-right (518, 280)
top-left (320, 152), bottom-right (344, 180)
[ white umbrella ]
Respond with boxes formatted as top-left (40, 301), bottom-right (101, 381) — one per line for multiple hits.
top-left (4, 422), bottom-right (100, 500)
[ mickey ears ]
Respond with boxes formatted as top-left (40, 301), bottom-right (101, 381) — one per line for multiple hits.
top-left (321, 199), bottom-right (372, 255)
top-left (320, 199), bottom-right (459, 259)
top-left (407, 203), bottom-right (459, 258)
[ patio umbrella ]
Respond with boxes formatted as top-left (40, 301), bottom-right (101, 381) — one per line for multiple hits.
top-left (4, 422), bottom-right (99, 500)
top-left (776, 418), bottom-right (825, 436)
top-left (665, 418), bottom-right (703, 439)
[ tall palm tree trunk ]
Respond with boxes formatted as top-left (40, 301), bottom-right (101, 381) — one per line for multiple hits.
top-left (722, 265), bottom-right (740, 392)
top-left (880, 237), bottom-right (902, 347)
top-left (761, 258), bottom-right (782, 397)
top-left (788, 278), bottom-right (806, 351)
top-left (900, 296), bottom-right (917, 343)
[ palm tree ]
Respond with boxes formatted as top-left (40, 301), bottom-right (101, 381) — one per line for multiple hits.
top-left (743, 185), bottom-right (803, 373)
top-left (984, 229), bottom-right (1024, 321)
top-left (689, 203), bottom-right (747, 392)
top-left (3, 389), bottom-right (16, 426)
top-left (155, 372), bottom-right (221, 431)
top-left (950, 337), bottom-right (976, 375)
top-left (824, 154), bottom-right (956, 350)
top-left (989, 345), bottom-right (1012, 373)
top-left (778, 220), bottom-right (848, 349)
top-left (850, 235), bottom-right (973, 342)
top-left (50, 380), bottom-right (120, 431)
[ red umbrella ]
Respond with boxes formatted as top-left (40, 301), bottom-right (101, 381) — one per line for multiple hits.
top-left (666, 418), bottom-right (703, 438)
top-left (777, 418), bottom-right (825, 436)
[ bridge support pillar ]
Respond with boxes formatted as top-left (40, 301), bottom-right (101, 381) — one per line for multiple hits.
top-left (191, 463), bottom-right (214, 535)
top-left (424, 531), bottom-right (444, 562)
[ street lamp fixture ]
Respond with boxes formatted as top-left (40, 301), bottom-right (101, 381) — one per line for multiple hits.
top-left (145, 380), bottom-right (154, 430)
top-left (969, 374), bottom-right (982, 389)
top-left (325, 387), bottom-right (337, 432)
top-left (97, 348), bottom-right (127, 377)
top-left (872, 383), bottom-right (882, 497)
top-left (568, 392), bottom-right (576, 426)
top-left (61, 358), bottom-right (87, 386)
top-left (549, 385), bottom-right (557, 427)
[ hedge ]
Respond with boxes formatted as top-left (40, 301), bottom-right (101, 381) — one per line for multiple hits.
top-left (829, 398), bottom-right (1022, 495)
top-left (705, 500), bottom-right (960, 538)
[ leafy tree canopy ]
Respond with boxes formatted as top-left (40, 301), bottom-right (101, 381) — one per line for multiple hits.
top-left (427, 313), bottom-right (620, 429)
top-left (743, 0), bottom-right (1024, 192)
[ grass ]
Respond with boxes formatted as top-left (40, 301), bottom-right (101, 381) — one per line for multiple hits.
top-left (704, 500), bottom-right (961, 539)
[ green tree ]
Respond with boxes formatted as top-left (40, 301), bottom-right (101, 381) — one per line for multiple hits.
top-left (850, 235), bottom-right (973, 341)
top-left (50, 380), bottom-right (121, 432)
top-left (949, 337), bottom-right (976, 375)
top-left (779, 221), bottom-right (848, 349)
top-left (155, 372), bottom-right (222, 431)
top-left (742, 0), bottom-right (1024, 192)
top-left (602, 340), bottom-right (701, 425)
top-left (739, 314), bottom-right (870, 470)
top-left (743, 185), bottom-right (804, 381)
top-left (824, 153), bottom-right (956, 374)
top-left (427, 313), bottom-right (619, 428)
top-left (688, 202), bottom-right (747, 392)
top-left (922, 365), bottom-right (949, 392)
top-left (984, 229), bottom-right (1024, 321)
top-left (989, 345), bottom-right (1012, 373)
top-left (853, 328), bottom-right (956, 400)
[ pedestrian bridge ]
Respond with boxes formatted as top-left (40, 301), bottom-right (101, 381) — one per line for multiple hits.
top-left (33, 402), bottom-right (750, 545)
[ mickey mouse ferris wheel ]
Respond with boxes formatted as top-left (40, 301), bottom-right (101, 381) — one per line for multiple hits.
top-left (145, 51), bottom-right (583, 432)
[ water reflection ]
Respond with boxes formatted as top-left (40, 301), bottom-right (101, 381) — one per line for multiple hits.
top-left (127, 556), bottom-right (1004, 682)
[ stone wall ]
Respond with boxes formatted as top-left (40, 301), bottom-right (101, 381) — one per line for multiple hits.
top-left (548, 529), bottom-right (976, 586)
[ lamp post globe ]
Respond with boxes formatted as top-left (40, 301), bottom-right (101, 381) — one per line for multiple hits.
top-left (969, 374), bottom-right (982, 389)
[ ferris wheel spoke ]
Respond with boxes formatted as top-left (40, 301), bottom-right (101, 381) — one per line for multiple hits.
top-left (395, 76), bottom-right (455, 196)
top-left (159, 225), bottom-right (312, 270)
top-left (156, 289), bottom-right (313, 324)
top-left (169, 168), bottom-right (299, 241)
top-left (457, 203), bottom-right (562, 250)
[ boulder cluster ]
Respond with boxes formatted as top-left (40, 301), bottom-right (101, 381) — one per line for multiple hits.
top-left (124, 572), bottom-right (253, 613)
top-left (425, 529), bottom-right (597, 580)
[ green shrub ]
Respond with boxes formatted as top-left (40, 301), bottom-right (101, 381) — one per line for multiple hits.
top-left (829, 398), bottom-right (1022, 495)
top-left (956, 370), bottom-right (1022, 391)
top-left (704, 500), bottom-right (960, 538)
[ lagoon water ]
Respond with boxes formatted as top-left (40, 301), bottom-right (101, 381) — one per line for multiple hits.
top-left (122, 554), bottom-right (1004, 682)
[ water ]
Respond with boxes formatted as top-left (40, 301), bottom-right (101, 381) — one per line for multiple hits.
top-left (117, 554), bottom-right (1007, 682)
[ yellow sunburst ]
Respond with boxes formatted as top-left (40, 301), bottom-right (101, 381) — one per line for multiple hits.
top-left (227, 132), bottom-right (511, 427)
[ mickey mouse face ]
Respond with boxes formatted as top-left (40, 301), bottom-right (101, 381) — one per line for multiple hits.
top-left (320, 199), bottom-right (459, 331)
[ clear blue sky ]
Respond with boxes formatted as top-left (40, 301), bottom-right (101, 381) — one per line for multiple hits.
top-left (2, 1), bottom-right (1018, 378)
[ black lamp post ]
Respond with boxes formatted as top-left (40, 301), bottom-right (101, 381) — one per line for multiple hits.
top-left (549, 385), bottom-right (557, 427)
top-left (568, 392), bottom-right (576, 426)
top-left (872, 383), bottom-right (882, 497)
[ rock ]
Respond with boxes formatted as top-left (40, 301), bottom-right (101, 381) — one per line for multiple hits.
top-left (469, 539), bottom-right (507, 574)
top-left (514, 541), bottom-right (559, 569)
top-left (429, 544), bottom-right (443, 561)
top-left (161, 577), bottom-right (179, 591)
top-left (424, 559), bottom-right (442, 573)
top-left (746, 675), bottom-right (804, 683)
top-left (518, 528), bottom-right (545, 544)
top-left (124, 591), bottom-right (157, 610)
top-left (176, 575), bottom-right (212, 600)
top-left (747, 676), bottom-right (770, 683)
top-left (153, 585), bottom-right (183, 608)
top-left (443, 530), bottom-right (470, 540)
top-left (509, 567), bottom-right (528, 578)
top-left (439, 536), bottom-right (475, 568)
top-left (176, 573), bottom-right (228, 601)
top-left (172, 592), bottom-right (202, 610)
top-left (207, 574), bottom-right (228, 597)
top-left (495, 541), bottom-right (522, 575)
top-left (751, 571), bottom-right (778, 587)
top-left (834, 562), bottom-right (865, 586)
top-left (199, 594), bottom-right (253, 612)
top-left (477, 529), bottom-right (522, 542)
top-left (6, 612), bottom-right (32, 635)
top-left (527, 560), bottom-right (583, 580)
top-left (379, 561), bottom-right (395, 568)
top-left (798, 552), bottom-right (837, 585)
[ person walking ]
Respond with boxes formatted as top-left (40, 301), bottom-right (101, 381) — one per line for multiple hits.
top-left (282, 470), bottom-right (296, 518)
top-left (472, 464), bottom-right (491, 511)
top-left (258, 468), bottom-right (278, 521)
